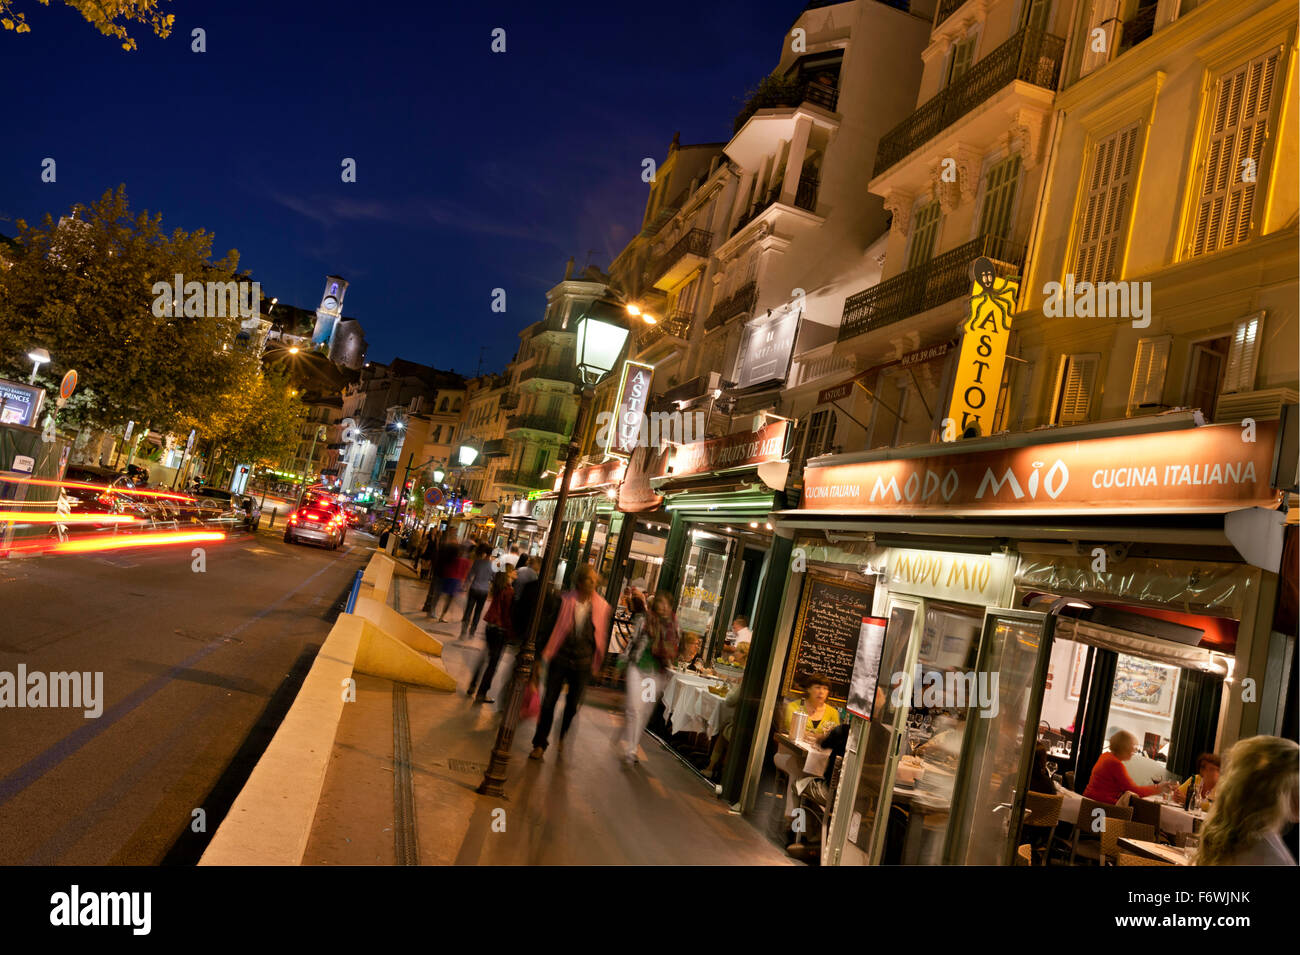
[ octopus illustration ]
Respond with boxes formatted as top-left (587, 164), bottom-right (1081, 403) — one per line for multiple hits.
top-left (967, 255), bottom-right (1019, 333)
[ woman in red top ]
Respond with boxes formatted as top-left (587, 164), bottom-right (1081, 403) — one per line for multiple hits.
top-left (1083, 730), bottom-right (1177, 804)
top-left (467, 569), bottom-right (514, 704)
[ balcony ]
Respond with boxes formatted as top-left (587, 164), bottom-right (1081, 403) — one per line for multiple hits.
top-left (731, 173), bottom-right (820, 237)
top-left (520, 361), bottom-right (575, 385)
top-left (506, 413), bottom-right (571, 437)
top-left (837, 234), bottom-right (1025, 343)
top-left (481, 437), bottom-right (512, 458)
top-left (650, 229), bottom-right (712, 291)
top-left (639, 309), bottom-right (693, 350)
top-left (936, 0), bottom-right (965, 26)
top-left (1117, 4), bottom-right (1157, 56)
top-left (873, 28), bottom-right (1065, 177)
top-left (499, 392), bottom-right (519, 411)
top-left (706, 281), bottom-right (758, 331)
top-left (733, 78), bottom-right (840, 133)
top-left (496, 468), bottom-right (551, 491)
top-left (641, 185), bottom-right (690, 238)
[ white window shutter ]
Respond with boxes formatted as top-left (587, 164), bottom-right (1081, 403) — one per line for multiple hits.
top-left (1055, 354), bottom-right (1099, 425)
top-left (1222, 311), bottom-right (1264, 394)
top-left (1076, 123), bottom-right (1139, 284)
top-left (1127, 336), bottom-right (1172, 413)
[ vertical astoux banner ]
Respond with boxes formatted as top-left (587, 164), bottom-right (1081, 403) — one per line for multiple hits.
top-left (607, 360), bottom-right (654, 457)
top-left (947, 257), bottom-right (1019, 437)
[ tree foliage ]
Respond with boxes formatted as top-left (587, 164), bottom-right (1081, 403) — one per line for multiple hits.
top-left (0, 186), bottom-right (257, 433)
top-left (2, 0), bottom-right (173, 50)
top-left (181, 366), bottom-right (306, 469)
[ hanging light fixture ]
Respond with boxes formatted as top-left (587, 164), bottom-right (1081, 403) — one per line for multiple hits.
top-left (573, 295), bottom-right (631, 388)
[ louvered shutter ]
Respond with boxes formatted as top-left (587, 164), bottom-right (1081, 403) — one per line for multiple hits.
top-left (1190, 50), bottom-right (1279, 256)
top-left (1222, 311), bottom-right (1264, 394)
top-left (1076, 123), bottom-right (1139, 284)
top-left (1054, 354), bottom-right (1099, 425)
top-left (948, 35), bottom-right (976, 85)
top-left (978, 155), bottom-right (1022, 241)
top-left (1127, 336), bottom-right (1172, 413)
top-left (907, 201), bottom-right (942, 268)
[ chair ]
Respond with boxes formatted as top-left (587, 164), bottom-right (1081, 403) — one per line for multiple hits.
top-left (1100, 818), bottom-right (1155, 864)
top-left (1063, 771), bottom-right (1075, 791)
top-left (1069, 798), bottom-right (1132, 865)
top-left (1016, 843), bottom-right (1033, 866)
top-left (1022, 791), bottom-right (1064, 865)
top-left (1130, 794), bottom-right (1163, 836)
top-left (1118, 851), bottom-right (1173, 867)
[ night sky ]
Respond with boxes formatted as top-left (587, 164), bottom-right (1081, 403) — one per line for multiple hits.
top-left (2, 0), bottom-right (808, 374)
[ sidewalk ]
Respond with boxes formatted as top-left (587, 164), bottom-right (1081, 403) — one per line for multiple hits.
top-left (304, 570), bottom-right (793, 865)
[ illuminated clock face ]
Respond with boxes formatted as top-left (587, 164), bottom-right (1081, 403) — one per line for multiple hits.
top-left (322, 296), bottom-right (338, 311)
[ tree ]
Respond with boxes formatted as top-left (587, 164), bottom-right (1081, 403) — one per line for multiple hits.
top-left (2, 0), bottom-right (173, 50)
top-left (183, 367), bottom-right (306, 472)
top-left (0, 186), bottom-right (257, 434)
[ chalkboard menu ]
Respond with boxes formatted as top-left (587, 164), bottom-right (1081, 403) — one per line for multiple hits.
top-left (783, 574), bottom-right (875, 704)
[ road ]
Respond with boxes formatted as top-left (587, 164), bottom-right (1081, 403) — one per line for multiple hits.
top-left (0, 522), bottom-right (373, 864)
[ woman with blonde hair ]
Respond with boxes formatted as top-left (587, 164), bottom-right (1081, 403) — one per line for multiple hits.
top-left (1195, 735), bottom-right (1298, 866)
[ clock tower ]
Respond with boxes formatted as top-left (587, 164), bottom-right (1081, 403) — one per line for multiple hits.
top-left (312, 275), bottom-right (349, 347)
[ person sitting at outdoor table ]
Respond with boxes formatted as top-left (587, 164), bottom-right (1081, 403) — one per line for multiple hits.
top-left (675, 632), bottom-right (702, 670)
top-left (779, 673), bottom-right (840, 744)
top-left (1173, 752), bottom-right (1221, 807)
top-left (1083, 730), bottom-right (1177, 805)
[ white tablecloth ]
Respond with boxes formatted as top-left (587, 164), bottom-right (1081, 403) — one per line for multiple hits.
top-left (1057, 785), bottom-right (1082, 825)
top-left (1142, 796), bottom-right (1208, 835)
top-left (660, 671), bottom-right (728, 738)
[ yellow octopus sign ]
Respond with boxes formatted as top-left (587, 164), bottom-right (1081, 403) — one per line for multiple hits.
top-left (947, 257), bottom-right (1019, 438)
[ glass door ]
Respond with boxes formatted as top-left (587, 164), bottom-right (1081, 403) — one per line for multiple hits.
top-left (676, 529), bottom-right (734, 667)
top-left (943, 608), bottom-right (1056, 865)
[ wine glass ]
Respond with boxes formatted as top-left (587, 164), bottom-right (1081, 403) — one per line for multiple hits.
top-left (1046, 760), bottom-right (1059, 778)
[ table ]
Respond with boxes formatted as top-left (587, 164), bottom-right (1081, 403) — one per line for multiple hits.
top-left (660, 670), bottom-right (731, 738)
top-left (1056, 784), bottom-right (1083, 825)
top-left (1119, 837), bottom-right (1192, 866)
top-left (1141, 796), bottom-right (1207, 835)
top-left (775, 733), bottom-right (830, 777)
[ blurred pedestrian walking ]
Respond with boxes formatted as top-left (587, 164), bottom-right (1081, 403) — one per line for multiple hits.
top-left (621, 590), bottom-right (678, 764)
top-left (461, 544), bottom-right (495, 638)
top-left (1195, 735), bottom-right (1298, 865)
top-left (467, 568), bottom-right (515, 703)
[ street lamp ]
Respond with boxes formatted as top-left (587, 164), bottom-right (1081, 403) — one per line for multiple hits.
top-left (478, 293), bottom-right (630, 797)
top-left (432, 466), bottom-right (446, 484)
top-left (27, 347), bottom-right (50, 384)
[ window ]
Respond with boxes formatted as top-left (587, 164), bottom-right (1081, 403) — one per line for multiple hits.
top-left (1075, 123), bottom-right (1139, 284)
top-left (1189, 50), bottom-right (1281, 257)
top-left (977, 155), bottom-right (1022, 241)
top-left (438, 397), bottom-right (449, 412)
top-left (1050, 354), bottom-right (1099, 425)
top-left (1222, 311), bottom-right (1265, 394)
top-left (1022, 0), bottom-right (1051, 32)
top-left (1127, 336), bottom-right (1172, 414)
top-left (907, 201), bottom-right (942, 269)
top-left (801, 409), bottom-right (837, 465)
top-left (947, 34), bottom-right (977, 87)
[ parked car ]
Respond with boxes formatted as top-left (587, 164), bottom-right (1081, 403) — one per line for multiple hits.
top-left (189, 487), bottom-right (251, 532)
top-left (283, 500), bottom-right (347, 549)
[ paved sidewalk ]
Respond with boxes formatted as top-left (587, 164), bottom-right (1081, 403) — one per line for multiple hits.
top-left (304, 571), bottom-right (793, 865)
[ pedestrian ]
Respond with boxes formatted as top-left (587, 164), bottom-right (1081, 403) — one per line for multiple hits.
top-left (621, 590), bottom-right (678, 764)
top-left (1195, 735), bottom-right (1298, 865)
top-left (513, 554), bottom-right (539, 598)
top-left (269, 507), bottom-right (278, 529)
top-left (530, 564), bottom-right (611, 761)
top-left (461, 544), bottom-right (495, 638)
top-left (418, 531), bottom-right (438, 579)
top-left (428, 540), bottom-right (465, 621)
top-left (467, 569), bottom-right (515, 703)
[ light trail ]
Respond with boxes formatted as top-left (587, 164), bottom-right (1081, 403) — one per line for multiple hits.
top-left (3, 529), bottom-right (226, 557)
top-left (0, 512), bottom-right (140, 524)
top-left (0, 476), bottom-right (196, 502)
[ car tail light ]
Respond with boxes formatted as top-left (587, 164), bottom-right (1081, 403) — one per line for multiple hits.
top-left (289, 513), bottom-right (299, 524)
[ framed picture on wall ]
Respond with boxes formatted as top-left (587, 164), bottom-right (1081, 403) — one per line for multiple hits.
top-left (1110, 655), bottom-right (1178, 718)
top-left (1067, 644), bottom-right (1089, 700)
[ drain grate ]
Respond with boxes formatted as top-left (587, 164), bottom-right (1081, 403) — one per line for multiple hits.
top-left (447, 758), bottom-right (488, 775)
top-left (392, 685), bottom-right (419, 865)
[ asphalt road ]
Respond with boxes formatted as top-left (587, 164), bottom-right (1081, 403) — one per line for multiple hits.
top-left (0, 522), bottom-right (373, 864)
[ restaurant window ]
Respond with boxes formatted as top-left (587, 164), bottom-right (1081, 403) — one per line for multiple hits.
top-left (1188, 49), bottom-right (1279, 258)
top-left (1075, 122), bottom-right (1140, 285)
top-left (1050, 353), bottom-right (1099, 425)
top-left (799, 409), bottom-right (836, 470)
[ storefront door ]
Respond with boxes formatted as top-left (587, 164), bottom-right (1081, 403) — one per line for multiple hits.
top-left (943, 608), bottom-right (1055, 865)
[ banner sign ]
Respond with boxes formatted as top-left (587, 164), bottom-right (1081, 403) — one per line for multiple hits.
top-left (817, 341), bottom-right (952, 408)
top-left (735, 304), bottom-right (801, 389)
top-left (558, 457), bottom-right (626, 493)
top-left (801, 421), bottom-right (1282, 515)
top-left (607, 360), bottom-right (654, 457)
top-left (0, 378), bottom-right (45, 427)
top-left (947, 260), bottom-right (1018, 437)
top-left (667, 420), bottom-right (789, 480)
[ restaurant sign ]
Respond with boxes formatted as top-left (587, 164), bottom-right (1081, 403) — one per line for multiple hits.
top-left (666, 420), bottom-right (790, 480)
top-left (533, 494), bottom-right (600, 525)
top-left (802, 421), bottom-right (1282, 515)
top-left (946, 262), bottom-right (1018, 438)
top-left (735, 303), bottom-right (800, 389)
top-left (557, 457), bottom-right (626, 493)
top-left (607, 360), bottom-right (654, 457)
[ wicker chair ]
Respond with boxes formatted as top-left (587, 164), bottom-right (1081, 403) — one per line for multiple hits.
top-left (1069, 798), bottom-right (1133, 865)
top-left (1016, 843), bottom-right (1033, 866)
top-left (1023, 791), bottom-right (1064, 865)
top-left (1130, 794), bottom-right (1164, 836)
top-left (1118, 851), bottom-right (1173, 866)
top-left (1100, 818), bottom-right (1155, 864)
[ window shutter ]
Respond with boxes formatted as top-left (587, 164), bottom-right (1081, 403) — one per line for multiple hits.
top-left (978, 155), bottom-right (1022, 241)
top-left (907, 201), bottom-right (942, 268)
top-left (1054, 354), bottom-right (1099, 425)
top-left (1190, 50), bottom-right (1280, 257)
top-left (1222, 311), bottom-right (1264, 394)
top-left (948, 36), bottom-right (976, 85)
top-left (1076, 123), bottom-right (1139, 284)
top-left (1127, 336), bottom-right (1172, 413)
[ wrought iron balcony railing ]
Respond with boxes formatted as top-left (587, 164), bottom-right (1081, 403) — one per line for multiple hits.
top-left (520, 361), bottom-right (575, 385)
top-left (733, 80), bottom-right (840, 132)
top-left (706, 281), bottom-right (758, 331)
top-left (936, 0), bottom-right (966, 26)
top-left (1117, 4), bottom-right (1157, 55)
top-left (649, 228), bottom-right (712, 283)
top-left (495, 469), bottom-right (551, 490)
top-left (639, 309), bottom-right (693, 349)
top-left (837, 234), bottom-right (1025, 343)
top-left (873, 28), bottom-right (1065, 177)
top-left (506, 413), bottom-right (571, 436)
top-left (481, 437), bottom-right (512, 458)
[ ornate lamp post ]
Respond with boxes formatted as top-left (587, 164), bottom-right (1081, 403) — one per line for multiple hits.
top-left (477, 294), bottom-right (630, 796)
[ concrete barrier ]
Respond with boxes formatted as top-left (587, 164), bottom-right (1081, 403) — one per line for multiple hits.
top-left (359, 551), bottom-right (395, 604)
top-left (353, 595), bottom-right (443, 656)
top-left (353, 615), bottom-right (456, 691)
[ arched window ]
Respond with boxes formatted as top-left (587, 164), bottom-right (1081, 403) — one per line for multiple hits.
top-left (439, 397), bottom-right (449, 412)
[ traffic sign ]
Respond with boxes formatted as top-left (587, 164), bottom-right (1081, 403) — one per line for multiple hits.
top-left (424, 486), bottom-right (444, 507)
top-left (59, 369), bottom-right (78, 401)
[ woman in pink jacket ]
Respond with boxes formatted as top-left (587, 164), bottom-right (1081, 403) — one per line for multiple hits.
top-left (529, 564), bottom-right (611, 760)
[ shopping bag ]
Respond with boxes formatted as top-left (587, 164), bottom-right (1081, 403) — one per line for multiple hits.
top-left (521, 679), bottom-right (540, 720)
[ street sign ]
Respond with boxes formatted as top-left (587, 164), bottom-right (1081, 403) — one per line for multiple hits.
top-left (59, 370), bottom-right (78, 401)
top-left (424, 486), bottom-right (444, 507)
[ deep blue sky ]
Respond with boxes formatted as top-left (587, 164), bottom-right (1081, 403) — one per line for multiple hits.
top-left (1, 0), bottom-right (806, 374)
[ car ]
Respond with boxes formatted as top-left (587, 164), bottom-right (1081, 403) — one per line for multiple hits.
top-left (283, 500), bottom-right (347, 549)
top-left (189, 487), bottom-right (251, 532)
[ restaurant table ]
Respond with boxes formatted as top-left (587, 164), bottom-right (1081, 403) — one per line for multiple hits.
top-left (660, 670), bottom-right (729, 738)
top-left (1056, 784), bottom-right (1083, 825)
top-left (1119, 837), bottom-right (1192, 866)
top-left (775, 733), bottom-right (830, 777)
top-left (1141, 795), bottom-right (1208, 835)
